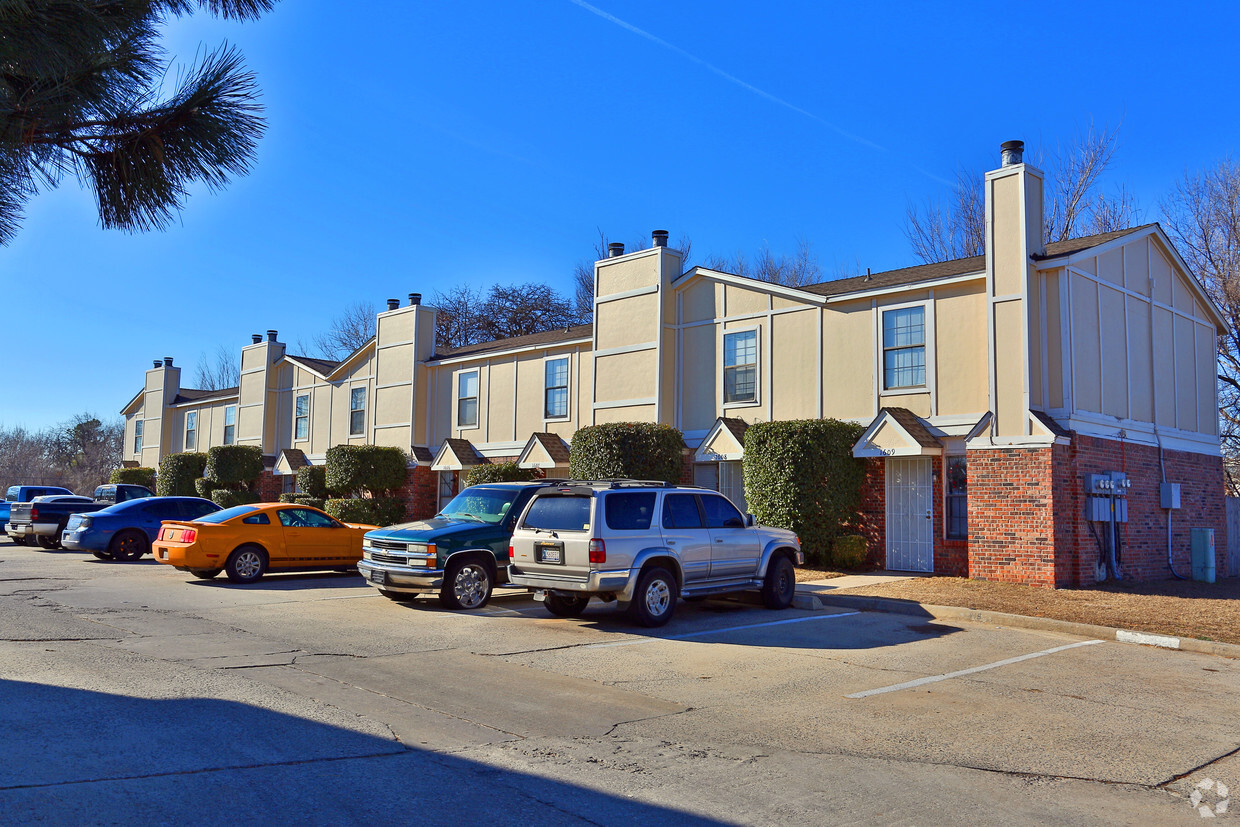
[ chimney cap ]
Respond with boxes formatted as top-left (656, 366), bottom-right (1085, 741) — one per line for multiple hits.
top-left (386, 298), bottom-right (400, 310)
top-left (266, 329), bottom-right (278, 342)
top-left (163, 357), bottom-right (173, 367)
top-left (409, 292), bottom-right (422, 306)
top-left (251, 334), bottom-right (262, 344)
top-left (1000, 140), bottom-right (1025, 166)
top-left (651, 230), bottom-right (669, 247)
top-left (607, 242), bottom-right (625, 258)
top-left (153, 359), bottom-right (162, 368)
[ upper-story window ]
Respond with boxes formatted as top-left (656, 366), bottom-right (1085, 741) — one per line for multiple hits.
top-left (882, 306), bottom-right (926, 390)
top-left (133, 420), bottom-right (143, 453)
top-left (457, 370), bottom-right (479, 428)
top-left (185, 411), bottom-right (197, 450)
top-left (294, 394), bottom-right (309, 441)
top-left (349, 387), bottom-right (366, 436)
top-left (544, 357), bottom-right (569, 419)
top-left (723, 329), bottom-right (758, 404)
top-left (223, 405), bottom-right (236, 445)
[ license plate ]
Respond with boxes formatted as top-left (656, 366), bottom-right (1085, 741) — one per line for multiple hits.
top-left (369, 569), bottom-right (388, 585)
top-left (535, 542), bottom-right (563, 564)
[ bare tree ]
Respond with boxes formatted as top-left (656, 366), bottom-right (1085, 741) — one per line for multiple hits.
top-left (571, 230), bottom-right (693, 322)
top-left (431, 283), bottom-right (485, 350)
top-left (0, 424), bottom-right (53, 488)
top-left (193, 344), bottom-right (240, 390)
top-left (906, 126), bottom-right (1141, 264)
top-left (1162, 158), bottom-right (1240, 476)
top-left (478, 283), bottom-right (579, 342)
top-left (310, 301), bottom-right (378, 361)
top-left (0, 415), bottom-right (122, 491)
top-left (701, 237), bottom-right (823, 288)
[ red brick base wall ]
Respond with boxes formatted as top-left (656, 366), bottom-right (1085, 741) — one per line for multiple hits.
top-left (256, 470), bottom-right (282, 503)
top-left (966, 447), bottom-right (1058, 586)
top-left (400, 466), bottom-right (438, 522)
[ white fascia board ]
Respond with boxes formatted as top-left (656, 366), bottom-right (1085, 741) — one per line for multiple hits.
top-left (282, 355), bottom-right (333, 380)
top-left (824, 272), bottom-right (985, 304)
top-left (171, 395), bottom-right (238, 408)
top-left (427, 337), bottom-right (592, 367)
top-left (854, 445), bottom-right (942, 458)
top-left (323, 339), bottom-right (377, 380)
top-left (675, 267), bottom-right (827, 306)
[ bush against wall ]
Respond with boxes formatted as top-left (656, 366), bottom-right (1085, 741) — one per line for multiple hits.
top-left (210, 489), bottom-right (261, 509)
top-left (194, 478), bottom-right (218, 499)
top-left (279, 493), bottom-right (326, 510)
top-left (157, 452), bottom-right (208, 496)
top-left (466, 461), bottom-right (537, 486)
top-left (742, 419), bottom-right (866, 564)
top-left (204, 445), bottom-right (264, 489)
top-left (110, 466), bottom-right (156, 489)
top-left (296, 464), bottom-right (331, 499)
top-left (325, 497), bottom-right (406, 526)
top-left (568, 423), bottom-right (684, 483)
top-left (324, 445), bottom-right (407, 497)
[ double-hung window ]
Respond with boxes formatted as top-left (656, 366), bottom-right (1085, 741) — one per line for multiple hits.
top-left (882, 306), bottom-right (926, 390)
top-left (544, 357), bottom-right (569, 419)
top-left (223, 406), bottom-right (236, 445)
top-left (723, 329), bottom-right (758, 404)
top-left (294, 394), bottom-right (309, 440)
top-left (457, 370), bottom-right (478, 428)
top-left (349, 387), bottom-right (366, 436)
top-left (133, 420), bottom-right (143, 453)
top-left (185, 411), bottom-right (197, 450)
top-left (946, 456), bottom-right (967, 540)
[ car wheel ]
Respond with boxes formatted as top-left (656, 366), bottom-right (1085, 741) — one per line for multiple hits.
top-left (377, 588), bottom-right (416, 602)
top-left (438, 556), bottom-right (493, 610)
top-left (22, 535), bottom-right (40, 547)
top-left (627, 566), bottom-right (676, 628)
top-left (37, 534), bottom-right (59, 550)
top-left (189, 568), bottom-right (223, 580)
top-left (224, 545), bottom-right (268, 584)
top-left (544, 593), bottom-right (590, 618)
top-left (109, 530), bottom-right (148, 562)
top-left (92, 550), bottom-right (114, 560)
top-left (761, 554), bottom-right (796, 610)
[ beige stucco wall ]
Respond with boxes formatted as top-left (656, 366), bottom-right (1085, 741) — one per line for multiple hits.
top-left (934, 284), bottom-right (988, 415)
top-left (820, 301), bottom-right (875, 421)
top-left (771, 309), bottom-right (818, 421)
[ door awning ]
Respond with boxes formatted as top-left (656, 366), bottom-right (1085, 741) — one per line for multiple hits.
top-left (431, 438), bottom-right (488, 471)
top-left (693, 417), bottom-right (749, 462)
top-left (853, 407), bottom-right (942, 458)
top-left (517, 432), bottom-right (571, 469)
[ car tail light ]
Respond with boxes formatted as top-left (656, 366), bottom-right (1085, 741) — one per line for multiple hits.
top-left (588, 539), bottom-right (606, 564)
top-left (181, 529), bottom-right (197, 543)
top-left (29, 506), bottom-right (38, 520)
top-left (506, 545), bottom-right (514, 559)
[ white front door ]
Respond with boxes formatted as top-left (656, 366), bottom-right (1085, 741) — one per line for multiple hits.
top-left (885, 457), bottom-right (934, 572)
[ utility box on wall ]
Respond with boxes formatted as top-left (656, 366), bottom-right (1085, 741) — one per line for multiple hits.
top-left (1191, 528), bottom-right (1216, 584)
top-left (1161, 483), bottom-right (1182, 510)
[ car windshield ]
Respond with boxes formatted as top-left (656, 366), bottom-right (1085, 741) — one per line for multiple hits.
top-left (194, 505), bottom-right (260, 524)
top-left (436, 487), bottom-right (522, 525)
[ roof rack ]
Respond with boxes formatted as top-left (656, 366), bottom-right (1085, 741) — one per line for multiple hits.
top-left (534, 479), bottom-right (677, 489)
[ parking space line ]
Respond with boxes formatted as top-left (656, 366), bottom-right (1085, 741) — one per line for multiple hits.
top-left (585, 611), bottom-right (862, 648)
top-left (845, 638), bottom-right (1104, 699)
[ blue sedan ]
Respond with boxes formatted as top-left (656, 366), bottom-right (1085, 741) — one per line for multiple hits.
top-left (61, 497), bottom-right (221, 561)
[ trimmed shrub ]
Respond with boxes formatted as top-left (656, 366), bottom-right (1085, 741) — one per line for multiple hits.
top-left (466, 461), bottom-right (537, 486)
top-left (296, 464), bottom-right (330, 499)
top-left (278, 493), bottom-right (299, 503)
top-left (742, 419), bottom-right (866, 565)
top-left (210, 489), bottom-right (261, 509)
top-left (278, 493), bottom-right (326, 510)
top-left (204, 445), bottom-right (264, 488)
top-left (568, 422), bottom-right (684, 483)
top-left (325, 497), bottom-right (406, 526)
top-left (831, 535), bottom-right (868, 569)
top-left (110, 466), bottom-right (156, 489)
top-left (194, 478), bottom-right (219, 498)
top-left (324, 445), bottom-right (407, 497)
top-left (157, 452), bottom-right (208, 496)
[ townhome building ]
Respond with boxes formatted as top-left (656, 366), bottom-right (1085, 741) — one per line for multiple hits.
top-left (123, 142), bottom-right (1229, 587)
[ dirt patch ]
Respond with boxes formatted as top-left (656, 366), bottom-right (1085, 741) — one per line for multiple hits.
top-left (842, 576), bottom-right (1240, 646)
top-left (795, 566), bottom-right (847, 582)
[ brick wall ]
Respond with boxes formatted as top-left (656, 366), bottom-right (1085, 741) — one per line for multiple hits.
top-left (400, 466), bottom-right (438, 521)
top-left (966, 447), bottom-right (1058, 587)
top-left (256, 470), bottom-right (282, 503)
top-left (855, 459), bottom-right (885, 567)
top-left (934, 455), bottom-right (969, 577)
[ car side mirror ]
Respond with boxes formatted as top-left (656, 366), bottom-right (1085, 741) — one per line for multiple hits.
top-left (745, 513), bottom-right (756, 527)
top-left (723, 517), bottom-right (744, 529)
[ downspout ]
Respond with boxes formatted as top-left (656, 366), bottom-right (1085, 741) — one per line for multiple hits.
top-left (1156, 425), bottom-right (1186, 579)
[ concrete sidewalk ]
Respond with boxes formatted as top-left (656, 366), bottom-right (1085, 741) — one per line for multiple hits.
top-left (797, 571), bottom-right (926, 592)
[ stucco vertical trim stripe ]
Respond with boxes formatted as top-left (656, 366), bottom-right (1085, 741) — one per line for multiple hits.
top-left (871, 299), bottom-right (879, 418)
top-left (1039, 274), bottom-right (1050, 409)
top-left (1123, 290), bottom-right (1132, 420)
top-left (928, 289), bottom-right (938, 417)
top-left (676, 292), bottom-right (684, 430)
top-left (816, 307), bottom-right (824, 420)
top-left (1096, 280), bottom-right (1105, 419)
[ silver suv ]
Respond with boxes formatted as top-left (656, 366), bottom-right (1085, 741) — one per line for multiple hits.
top-left (507, 480), bottom-right (803, 627)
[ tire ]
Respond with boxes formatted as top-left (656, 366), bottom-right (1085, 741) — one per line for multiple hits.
top-left (224, 545), bottom-right (268, 584)
top-left (438, 556), bottom-right (493, 610)
top-left (108, 530), bottom-right (148, 562)
top-left (22, 535), bottom-right (39, 547)
top-left (92, 550), bottom-right (114, 561)
top-left (37, 534), bottom-right (59, 550)
top-left (377, 588), bottom-right (416, 602)
top-left (761, 554), bottom-right (796, 610)
top-left (189, 568), bottom-right (222, 580)
top-left (626, 566), bottom-right (677, 628)
top-left (544, 593), bottom-right (590, 618)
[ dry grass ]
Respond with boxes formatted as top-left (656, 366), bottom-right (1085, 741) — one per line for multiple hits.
top-left (843, 576), bottom-right (1240, 645)
top-left (795, 566), bottom-right (847, 582)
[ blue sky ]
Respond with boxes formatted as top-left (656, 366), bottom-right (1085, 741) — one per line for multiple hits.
top-left (3, 0), bottom-right (1238, 431)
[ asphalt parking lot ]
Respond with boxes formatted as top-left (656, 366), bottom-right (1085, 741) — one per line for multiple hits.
top-left (1, 540), bottom-right (1237, 825)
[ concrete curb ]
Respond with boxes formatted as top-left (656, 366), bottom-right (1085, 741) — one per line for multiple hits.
top-left (792, 590), bottom-right (1240, 660)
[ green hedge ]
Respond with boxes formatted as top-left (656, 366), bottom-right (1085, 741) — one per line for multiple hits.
top-left (324, 497), bottom-right (406, 526)
top-left (210, 489), bottom-right (261, 509)
top-left (204, 445), bottom-right (264, 488)
top-left (278, 493), bottom-right (326, 510)
top-left (831, 535), bottom-right (868, 569)
top-left (325, 445), bottom-right (407, 497)
top-left (466, 461), bottom-right (537, 486)
top-left (194, 478), bottom-right (219, 498)
top-left (568, 422), bottom-right (684, 483)
top-left (110, 466), bottom-right (156, 489)
top-left (742, 419), bottom-right (866, 565)
top-left (296, 464), bottom-right (331, 499)
top-left (157, 452), bottom-right (208, 496)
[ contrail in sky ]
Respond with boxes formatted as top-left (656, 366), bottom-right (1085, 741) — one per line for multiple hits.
top-left (568, 0), bottom-right (953, 185)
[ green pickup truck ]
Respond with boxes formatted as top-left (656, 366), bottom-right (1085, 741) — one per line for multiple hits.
top-left (357, 481), bottom-right (554, 610)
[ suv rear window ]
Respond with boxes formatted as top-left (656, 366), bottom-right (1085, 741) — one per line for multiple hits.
top-left (523, 496), bottom-right (591, 531)
top-left (604, 492), bottom-right (656, 531)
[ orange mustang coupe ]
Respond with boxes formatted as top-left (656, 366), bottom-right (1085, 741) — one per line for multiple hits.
top-left (152, 503), bottom-right (377, 583)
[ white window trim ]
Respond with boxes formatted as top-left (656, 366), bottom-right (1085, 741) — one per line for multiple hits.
top-left (455, 368), bottom-right (480, 431)
top-left (348, 385), bottom-right (367, 437)
top-left (721, 324), bottom-right (761, 409)
top-left (223, 405), bottom-right (237, 445)
top-left (134, 419), bottom-right (144, 453)
top-left (184, 411), bottom-right (197, 450)
top-left (542, 354), bottom-right (571, 423)
top-left (294, 393), bottom-right (310, 443)
top-left (878, 299), bottom-right (932, 395)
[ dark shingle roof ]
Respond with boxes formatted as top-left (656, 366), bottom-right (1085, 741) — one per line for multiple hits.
top-left (433, 324), bottom-right (593, 361)
top-left (439, 438), bottom-right (487, 467)
top-left (279, 448), bottom-right (310, 471)
top-left (411, 446), bottom-right (434, 464)
top-left (1030, 410), bottom-right (1071, 438)
top-left (171, 387), bottom-right (239, 405)
top-left (882, 407), bottom-right (941, 448)
top-left (530, 432), bottom-right (572, 464)
top-left (285, 354), bottom-right (341, 377)
top-left (719, 417), bottom-right (749, 444)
